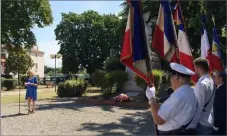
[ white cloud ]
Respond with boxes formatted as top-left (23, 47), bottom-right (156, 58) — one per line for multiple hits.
top-left (84, 1), bottom-right (103, 11)
top-left (37, 40), bottom-right (62, 68)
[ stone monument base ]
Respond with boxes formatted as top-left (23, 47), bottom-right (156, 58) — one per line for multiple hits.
top-left (122, 80), bottom-right (143, 92)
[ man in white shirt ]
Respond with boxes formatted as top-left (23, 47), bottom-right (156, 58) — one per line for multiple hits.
top-left (193, 58), bottom-right (215, 135)
top-left (146, 63), bottom-right (199, 135)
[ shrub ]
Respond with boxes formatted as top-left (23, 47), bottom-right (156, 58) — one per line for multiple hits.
top-left (152, 69), bottom-right (164, 90)
top-left (36, 75), bottom-right (40, 85)
top-left (91, 70), bottom-right (106, 87)
top-left (1, 78), bottom-right (5, 88)
top-left (2, 78), bottom-right (17, 91)
top-left (20, 75), bottom-right (28, 86)
top-left (57, 79), bottom-right (87, 97)
top-left (135, 75), bottom-right (147, 90)
top-left (92, 70), bottom-right (128, 98)
top-left (104, 56), bottom-right (125, 72)
top-left (100, 70), bottom-right (128, 97)
top-left (108, 70), bottom-right (128, 92)
top-left (135, 69), bottom-right (169, 98)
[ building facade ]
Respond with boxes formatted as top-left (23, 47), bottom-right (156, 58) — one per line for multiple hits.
top-left (1, 46), bottom-right (45, 78)
top-left (28, 46), bottom-right (45, 78)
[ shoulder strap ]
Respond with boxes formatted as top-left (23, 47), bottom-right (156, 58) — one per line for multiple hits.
top-left (202, 86), bottom-right (215, 112)
top-left (180, 102), bottom-right (198, 130)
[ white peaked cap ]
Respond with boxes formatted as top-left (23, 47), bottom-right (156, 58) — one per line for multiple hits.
top-left (170, 63), bottom-right (195, 76)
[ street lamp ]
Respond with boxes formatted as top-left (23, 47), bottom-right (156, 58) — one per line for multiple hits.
top-left (50, 54), bottom-right (62, 92)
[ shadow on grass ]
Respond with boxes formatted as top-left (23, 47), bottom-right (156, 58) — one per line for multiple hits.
top-left (77, 111), bottom-right (155, 135)
top-left (1, 113), bottom-right (28, 118)
top-left (35, 101), bottom-right (118, 112)
top-left (35, 98), bottom-right (148, 113)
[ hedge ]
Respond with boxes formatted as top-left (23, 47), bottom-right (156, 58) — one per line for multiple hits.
top-left (57, 79), bottom-right (87, 97)
top-left (134, 69), bottom-right (172, 99)
top-left (1, 78), bottom-right (17, 91)
top-left (92, 70), bottom-right (128, 98)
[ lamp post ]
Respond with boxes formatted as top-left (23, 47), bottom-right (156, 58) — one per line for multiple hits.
top-left (50, 54), bottom-right (61, 92)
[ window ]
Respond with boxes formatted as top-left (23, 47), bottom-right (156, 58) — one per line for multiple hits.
top-left (34, 63), bottom-right (38, 72)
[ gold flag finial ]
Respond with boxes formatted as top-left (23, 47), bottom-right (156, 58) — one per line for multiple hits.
top-left (212, 14), bottom-right (215, 25)
top-left (200, 0), bottom-right (206, 14)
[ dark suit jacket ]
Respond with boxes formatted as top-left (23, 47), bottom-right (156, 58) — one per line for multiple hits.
top-left (212, 84), bottom-right (226, 135)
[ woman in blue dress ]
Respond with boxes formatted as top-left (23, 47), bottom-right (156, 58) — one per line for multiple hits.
top-left (25, 71), bottom-right (38, 114)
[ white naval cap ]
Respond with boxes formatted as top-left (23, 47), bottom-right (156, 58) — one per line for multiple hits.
top-left (170, 63), bottom-right (195, 76)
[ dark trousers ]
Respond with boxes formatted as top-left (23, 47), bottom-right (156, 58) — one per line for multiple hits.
top-left (158, 128), bottom-right (196, 135)
top-left (212, 126), bottom-right (226, 135)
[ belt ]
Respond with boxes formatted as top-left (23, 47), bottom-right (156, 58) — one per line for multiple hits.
top-left (158, 128), bottom-right (196, 135)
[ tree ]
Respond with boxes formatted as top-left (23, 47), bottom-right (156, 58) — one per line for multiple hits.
top-left (47, 71), bottom-right (54, 76)
top-left (118, 0), bottom-right (226, 63)
top-left (57, 68), bottom-right (62, 73)
top-left (1, 0), bottom-right (53, 48)
top-left (44, 66), bottom-right (54, 74)
top-left (44, 66), bottom-right (61, 74)
top-left (5, 47), bottom-right (34, 75)
top-left (55, 10), bottom-right (121, 75)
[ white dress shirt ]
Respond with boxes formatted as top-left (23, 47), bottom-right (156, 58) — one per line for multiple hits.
top-left (157, 84), bottom-right (198, 131)
top-left (194, 74), bottom-right (215, 127)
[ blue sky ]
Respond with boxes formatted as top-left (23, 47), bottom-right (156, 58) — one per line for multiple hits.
top-left (32, 1), bottom-right (123, 68)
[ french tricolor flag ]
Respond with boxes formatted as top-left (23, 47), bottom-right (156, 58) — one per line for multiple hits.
top-left (201, 14), bottom-right (213, 72)
top-left (173, 2), bottom-right (197, 83)
top-left (152, 0), bottom-right (178, 62)
top-left (120, 0), bottom-right (153, 85)
top-left (211, 16), bottom-right (223, 72)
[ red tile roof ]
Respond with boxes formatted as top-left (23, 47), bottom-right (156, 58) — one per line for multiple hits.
top-left (30, 48), bottom-right (44, 54)
top-left (1, 45), bottom-right (44, 54)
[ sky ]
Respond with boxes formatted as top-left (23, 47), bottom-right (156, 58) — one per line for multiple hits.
top-left (32, 1), bottom-right (123, 68)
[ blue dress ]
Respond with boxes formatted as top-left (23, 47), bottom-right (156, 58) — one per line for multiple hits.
top-left (25, 77), bottom-right (37, 101)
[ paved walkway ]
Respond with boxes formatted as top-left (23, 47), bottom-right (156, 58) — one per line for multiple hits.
top-left (1, 100), bottom-right (155, 135)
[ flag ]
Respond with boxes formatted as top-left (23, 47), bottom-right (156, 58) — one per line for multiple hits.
top-left (201, 13), bottom-right (213, 72)
top-left (211, 15), bottom-right (223, 71)
top-left (173, 2), bottom-right (197, 83)
top-left (120, 0), bottom-right (152, 84)
top-left (152, 0), bottom-right (178, 62)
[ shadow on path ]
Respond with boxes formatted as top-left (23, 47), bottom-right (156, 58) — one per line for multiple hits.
top-left (35, 100), bottom-right (148, 113)
top-left (1, 113), bottom-right (28, 118)
top-left (77, 111), bottom-right (155, 135)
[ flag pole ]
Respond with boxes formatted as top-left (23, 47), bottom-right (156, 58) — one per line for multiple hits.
top-left (137, 1), bottom-right (157, 135)
top-left (128, 0), bottom-right (154, 86)
top-left (128, 0), bottom-right (156, 134)
top-left (138, 0), bottom-right (153, 86)
top-left (175, 0), bottom-right (198, 84)
top-left (172, 2), bottom-right (180, 64)
top-left (211, 14), bottom-right (224, 70)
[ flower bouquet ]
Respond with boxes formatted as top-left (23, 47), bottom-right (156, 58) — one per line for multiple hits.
top-left (113, 93), bottom-right (129, 102)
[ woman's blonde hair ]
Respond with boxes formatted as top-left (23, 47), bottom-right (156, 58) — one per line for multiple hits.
top-left (27, 71), bottom-right (34, 76)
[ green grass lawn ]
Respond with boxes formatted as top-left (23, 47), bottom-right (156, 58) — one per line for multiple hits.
top-left (1, 91), bottom-right (57, 104)
top-left (1, 87), bottom-right (102, 104)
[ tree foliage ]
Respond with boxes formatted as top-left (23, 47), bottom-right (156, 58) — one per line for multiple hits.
top-left (44, 66), bottom-right (62, 75)
top-left (55, 10), bottom-right (121, 74)
top-left (5, 47), bottom-right (34, 74)
top-left (1, 0), bottom-right (53, 48)
top-left (118, 0), bottom-right (226, 63)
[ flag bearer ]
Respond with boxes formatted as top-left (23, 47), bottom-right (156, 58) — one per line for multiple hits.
top-left (193, 58), bottom-right (215, 135)
top-left (146, 63), bottom-right (199, 135)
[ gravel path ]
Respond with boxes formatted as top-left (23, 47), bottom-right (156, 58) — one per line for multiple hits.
top-left (1, 100), bottom-right (155, 135)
